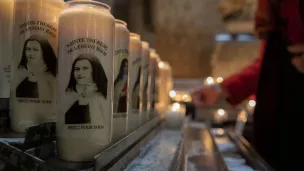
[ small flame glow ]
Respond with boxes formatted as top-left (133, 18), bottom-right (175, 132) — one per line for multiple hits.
top-left (206, 77), bottom-right (214, 85)
top-left (216, 77), bottom-right (223, 83)
top-left (172, 103), bottom-right (181, 112)
top-left (248, 100), bottom-right (256, 107)
top-left (169, 90), bottom-right (176, 98)
top-left (217, 109), bottom-right (225, 116)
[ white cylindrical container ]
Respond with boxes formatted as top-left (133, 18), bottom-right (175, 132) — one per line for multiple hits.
top-left (154, 56), bottom-right (161, 116)
top-left (140, 41), bottom-right (150, 124)
top-left (0, 0), bottom-right (14, 102)
top-left (10, 0), bottom-right (64, 132)
top-left (148, 49), bottom-right (158, 120)
top-left (112, 19), bottom-right (129, 143)
top-left (157, 61), bottom-right (171, 119)
top-left (127, 33), bottom-right (142, 133)
top-left (56, 1), bottom-right (115, 162)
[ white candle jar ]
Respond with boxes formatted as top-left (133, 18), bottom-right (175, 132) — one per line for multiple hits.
top-left (165, 103), bottom-right (186, 129)
top-left (112, 19), bottom-right (129, 143)
top-left (158, 62), bottom-right (170, 119)
top-left (140, 41), bottom-right (150, 124)
top-left (56, 0), bottom-right (115, 162)
top-left (10, 0), bottom-right (65, 132)
top-left (235, 110), bottom-right (248, 137)
top-left (127, 33), bottom-right (142, 133)
top-left (148, 49), bottom-right (158, 118)
top-left (0, 0), bottom-right (14, 100)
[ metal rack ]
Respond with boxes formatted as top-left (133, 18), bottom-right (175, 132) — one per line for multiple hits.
top-left (226, 131), bottom-right (275, 171)
top-left (0, 117), bottom-right (162, 171)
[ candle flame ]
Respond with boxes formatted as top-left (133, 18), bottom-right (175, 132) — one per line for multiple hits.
top-left (158, 61), bottom-right (165, 68)
top-left (216, 77), bottom-right (223, 83)
top-left (248, 100), bottom-right (256, 107)
top-left (172, 103), bottom-right (180, 111)
top-left (217, 109), bottom-right (225, 116)
top-left (169, 90), bottom-right (176, 98)
top-left (206, 77), bottom-right (214, 85)
top-left (217, 128), bottom-right (225, 135)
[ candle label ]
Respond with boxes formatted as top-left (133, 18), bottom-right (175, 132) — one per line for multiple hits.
top-left (10, 0), bottom-right (63, 132)
top-left (114, 49), bottom-right (129, 114)
top-left (130, 57), bottom-right (141, 113)
top-left (149, 64), bottom-right (156, 112)
top-left (57, 3), bottom-right (115, 149)
top-left (140, 51), bottom-right (149, 122)
top-left (58, 36), bottom-right (113, 140)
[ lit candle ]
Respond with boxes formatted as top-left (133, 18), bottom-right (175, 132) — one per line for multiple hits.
top-left (140, 41), bottom-right (150, 124)
top-left (0, 0), bottom-right (14, 100)
top-left (214, 109), bottom-right (228, 124)
top-left (56, 1), bottom-right (115, 162)
top-left (165, 103), bottom-right (186, 129)
top-left (235, 110), bottom-right (248, 137)
top-left (216, 77), bottom-right (223, 83)
top-left (112, 19), bottom-right (129, 143)
top-left (205, 76), bottom-right (214, 85)
top-left (246, 100), bottom-right (256, 114)
top-left (127, 33), bottom-right (142, 133)
top-left (148, 49), bottom-right (158, 118)
top-left (169, 90), bottom-right (177, 99)
top-left (10, 0), bottom-right (64, 132)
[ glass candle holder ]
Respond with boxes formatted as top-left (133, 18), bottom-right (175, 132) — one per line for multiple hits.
top-left (127, 33), bottom-right (142, 133)
top-left (10, 0), bottom-right (64, 133)
top-left (56, 0), bottom-right (115, 162)
top-left (112, 19), bottom-right (129, 143)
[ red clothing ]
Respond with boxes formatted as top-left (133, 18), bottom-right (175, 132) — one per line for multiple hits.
top-left (221, 0), bottom-right (304, 106)
top-left (221, 41), bottom-right (265, 105)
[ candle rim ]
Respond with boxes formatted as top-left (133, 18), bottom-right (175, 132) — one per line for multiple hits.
top-left (115, 19), bottom-right (127, 27)
top-left (150, 48), bottom-right (156, 53)
top-left (67, 0), bottom-right (111, 12)
top-left (141, 41), bottom-right (149, 47)
top-left (130, 32), bottom-right (141, 40)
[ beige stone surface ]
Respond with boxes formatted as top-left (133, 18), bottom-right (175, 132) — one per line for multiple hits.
top-left (127, 0), bottom-right (257, 79)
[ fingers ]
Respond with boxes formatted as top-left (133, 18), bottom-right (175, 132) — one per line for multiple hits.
top-left (291, 56), bottom-right (304, 73)
top-left (288, 44), bottom-right (304, 54)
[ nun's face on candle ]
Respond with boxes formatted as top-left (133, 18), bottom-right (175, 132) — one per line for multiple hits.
top-left (74, 59), bottom-right (93, 85)
top-left (124, 62), bottom-right (128, 74)
top-left (25, 40), bottom-right (44, 65)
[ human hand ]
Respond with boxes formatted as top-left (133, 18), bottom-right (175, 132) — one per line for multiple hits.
top-left (191, 84), bottom-right (223, 107)
top-left (288, 44), bottom-right (304, 73)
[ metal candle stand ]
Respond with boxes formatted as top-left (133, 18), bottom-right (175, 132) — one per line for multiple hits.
top-left (0, 114), bottom-right (161, 171)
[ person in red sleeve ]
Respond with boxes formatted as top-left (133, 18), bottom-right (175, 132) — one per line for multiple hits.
top-left (192, 0), bottom-right (304, 170)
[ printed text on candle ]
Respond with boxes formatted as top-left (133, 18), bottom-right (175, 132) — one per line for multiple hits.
top-left (19, 21), bottom-right (57, 38)
top-left (65, 38), bottom-right (108, 56)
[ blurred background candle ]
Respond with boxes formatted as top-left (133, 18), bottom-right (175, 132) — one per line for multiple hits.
top-left (56, 0), bottom-right (115, 162)
top-left (0, 0), bottom-right (14, 102)
top-left (235, 110), bottom-right (248, 137)
top-left (246, 99), bottom-right (256, 114)
top-left (216, 77), bottom-right (224, 83)
top-left (214, 109), bottom-right (228, 124)
top-left (165, 102), bottom-right (186, 129)
top-left (112, 19), bottom-right (129, 143)
top-left (10, 0), bottom-right (64, 132)
top-left (205, 76), bottom-right (215, 85)
top-left (140, 41), bottom-right (150, 124)
top-left (127, 33), bottom-right (142, 133)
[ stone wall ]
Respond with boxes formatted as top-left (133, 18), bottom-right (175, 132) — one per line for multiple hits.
top-left (128, 0), bottom-right (226, 78)
top-left (211, 41), bottom-right (259, 78)
top-left (111, 0), bottom-right (258, 79)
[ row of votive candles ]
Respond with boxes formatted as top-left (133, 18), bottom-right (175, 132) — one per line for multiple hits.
top-left (0, 0), bottom-right (173, 162)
